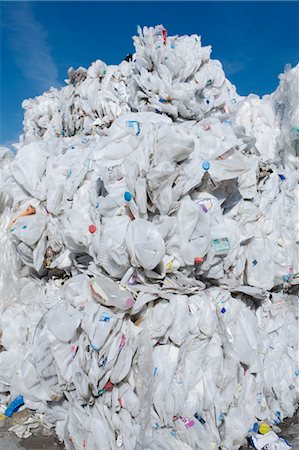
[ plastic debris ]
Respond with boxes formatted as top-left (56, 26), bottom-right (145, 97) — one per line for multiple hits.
top-left (4, 395), bottom-right (25, 417)
top-left (250, 430), bottom-right (292, 450)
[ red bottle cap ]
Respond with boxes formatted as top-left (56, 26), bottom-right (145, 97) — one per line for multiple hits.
top-left (89, 224), bottom-right (96, 234)
top-left (194, 257), bottom-right (204, 264)
top-left (104, 381), bottom-right (114, 392)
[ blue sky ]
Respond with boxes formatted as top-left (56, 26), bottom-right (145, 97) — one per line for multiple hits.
top-left (1, 1), bottom-right (298, 146)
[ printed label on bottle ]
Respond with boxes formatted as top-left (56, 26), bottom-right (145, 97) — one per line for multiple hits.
top-left (106, 164), bottom-right (124, 183)
top-left (197, 198), bottom-right (213, 213)
top-left (194, 412), bottom-right (206, 425)
top-left (179, 416), bottom-right (195, 429)
top-left (207, 177), bottom-right (219, 191)
top-left (217, 148), bottom-right (235, 160)
top-left (211, 237), bottom-right (230, 254)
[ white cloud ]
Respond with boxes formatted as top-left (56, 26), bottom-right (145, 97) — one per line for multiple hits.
top-left (221, 59), bottom-right (247, 76)
top-left (3, 2), bottom-right (59, 92)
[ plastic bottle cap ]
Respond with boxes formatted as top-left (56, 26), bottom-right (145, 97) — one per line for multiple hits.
top-left (259, 423), bottom-right (270, 434)
top-left (221, 307), bottom-right (226, 314)
top-left (171, 44), bottom-right (175, 49)
top-left (253, 422), bottom-right (259, 433)
top-left (202, 160), bottom-right (210, 171)
top-left (89, 224), bottom-right (97, 234)
top-left (124, 191), bottom-right (132, 201)
top-left (104, 381), bottom-right (114, 392)
top-left (194, 257), bottom-right (204, 264)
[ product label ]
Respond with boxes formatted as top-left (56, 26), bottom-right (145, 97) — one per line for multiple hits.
top-left (194, 412), bottom-right (206, 425)
top-left (207, 177), bottom-right (219, 191)
top-left (179, 416), bottom-right (195, 429)
top-left (106, 164), bottom-right (124, 184)
top-left (211, 237), bottom-right (230, 254)
top-left (217, 148), bottom-right (235, 160)
top-left (197, 198), bottom-right (213, 213)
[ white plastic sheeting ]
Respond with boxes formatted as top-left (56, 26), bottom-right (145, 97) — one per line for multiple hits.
top-left (0, 25), bottom-right (298, 450)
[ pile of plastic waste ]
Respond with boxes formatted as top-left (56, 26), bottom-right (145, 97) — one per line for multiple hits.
top-left (0, 25), bottom-right (298, 450)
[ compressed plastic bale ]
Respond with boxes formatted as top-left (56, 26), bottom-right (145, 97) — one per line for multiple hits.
top-left (0, 24), bottom-right (298, 450)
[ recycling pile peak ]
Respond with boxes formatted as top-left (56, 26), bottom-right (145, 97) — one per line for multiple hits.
top-left (21, 25), bottom-right (238, 143)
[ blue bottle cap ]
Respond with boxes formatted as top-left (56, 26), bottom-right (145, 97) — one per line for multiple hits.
top-left (221, 307), bottom-right (226, 314)
top-left (278, 174), bottom-right (286, 181)
top-left (124, 191), bottom-right (132, 201)
top-left (171, 44), bottom-right (175, 49)
top-left (253, 422), bottom-right (259, 433)
top-left (202, 160), bottom-right (210, 171)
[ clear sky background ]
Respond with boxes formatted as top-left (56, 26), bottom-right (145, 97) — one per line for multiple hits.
top-left (1, 1), bottom-right (298, 146)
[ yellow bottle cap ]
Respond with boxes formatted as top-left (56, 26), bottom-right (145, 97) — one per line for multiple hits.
top-left (259, 422), bottom-right (270, 434)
